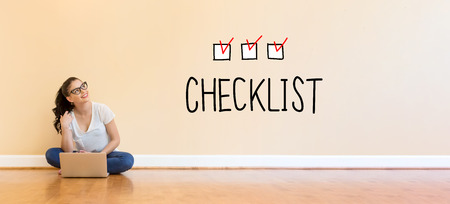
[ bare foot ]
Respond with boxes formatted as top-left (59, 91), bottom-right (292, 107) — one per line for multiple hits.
top-left (58, 169), bottom-right (62, 175)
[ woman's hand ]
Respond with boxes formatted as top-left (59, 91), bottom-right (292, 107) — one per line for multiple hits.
top-left (60, 111), bottom-right (73, 129)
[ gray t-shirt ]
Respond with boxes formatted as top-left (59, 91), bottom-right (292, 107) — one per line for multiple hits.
top-left (69, 102), bottom-right (116, 152)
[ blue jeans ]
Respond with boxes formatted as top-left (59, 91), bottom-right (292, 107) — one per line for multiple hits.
top-left (45, 148), bottom-right (134, 174)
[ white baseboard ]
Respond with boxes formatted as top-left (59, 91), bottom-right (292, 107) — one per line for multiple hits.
top-left (1, 155), bottom-right (450, 168)
top-left (0, 155), bottom-right (49, 167)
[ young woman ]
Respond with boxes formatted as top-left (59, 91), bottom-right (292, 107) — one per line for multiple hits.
top-left (45, 77), bottom-right (134, 174)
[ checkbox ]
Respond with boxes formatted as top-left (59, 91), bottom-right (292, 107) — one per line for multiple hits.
top-left (267, 43), bottom-right (284, 60)
top-left (213, 44), bottom-right (231, 61)
top-left (241, 43), bottom-right (257, 60)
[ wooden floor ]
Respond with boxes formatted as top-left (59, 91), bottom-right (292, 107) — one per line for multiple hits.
top-left (1, 169), bottom-right (450, 203)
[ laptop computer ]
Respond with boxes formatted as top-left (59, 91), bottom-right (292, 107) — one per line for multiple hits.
top-left (59, 152), bottom-right (109, 178)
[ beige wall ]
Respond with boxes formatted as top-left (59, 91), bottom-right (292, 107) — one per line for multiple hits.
top-left (0, 0), bottom-right (449, 155)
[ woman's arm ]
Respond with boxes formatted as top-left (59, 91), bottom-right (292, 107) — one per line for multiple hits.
top-left (101, 119), bottom-right (121, 154)
top-left (60, 111), bottom-right (74, 152)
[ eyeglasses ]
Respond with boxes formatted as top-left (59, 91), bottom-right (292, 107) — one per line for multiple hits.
top-left (70, 81), bottom-right (88, 95)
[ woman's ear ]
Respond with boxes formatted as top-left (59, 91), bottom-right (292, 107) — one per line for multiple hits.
top-left (66, 96), bottom-right (73, 103)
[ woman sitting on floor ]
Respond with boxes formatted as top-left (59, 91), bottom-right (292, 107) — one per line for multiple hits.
top-left (45, 77), bottom-right (134, 174)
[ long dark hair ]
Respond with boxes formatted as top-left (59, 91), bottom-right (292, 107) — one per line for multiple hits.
top-left (52, 77), bottom-right (80, 134)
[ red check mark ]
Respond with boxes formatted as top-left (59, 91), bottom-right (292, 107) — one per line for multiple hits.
top-left (219, 37), bottom-right (234, 54)
top-left (246, 35), bottom-right (263, 50)
top-left (274, 37), bottom-right (288, 52)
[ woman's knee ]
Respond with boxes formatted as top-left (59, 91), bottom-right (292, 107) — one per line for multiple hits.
top-left (46, 148), bottom-right (62, 158)
top-left (45, 147), bottom-right (63, 168)
top-left (121, 152), bottom-right (134, 170)
top-left (107, 152), bottom-right (134, 173)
